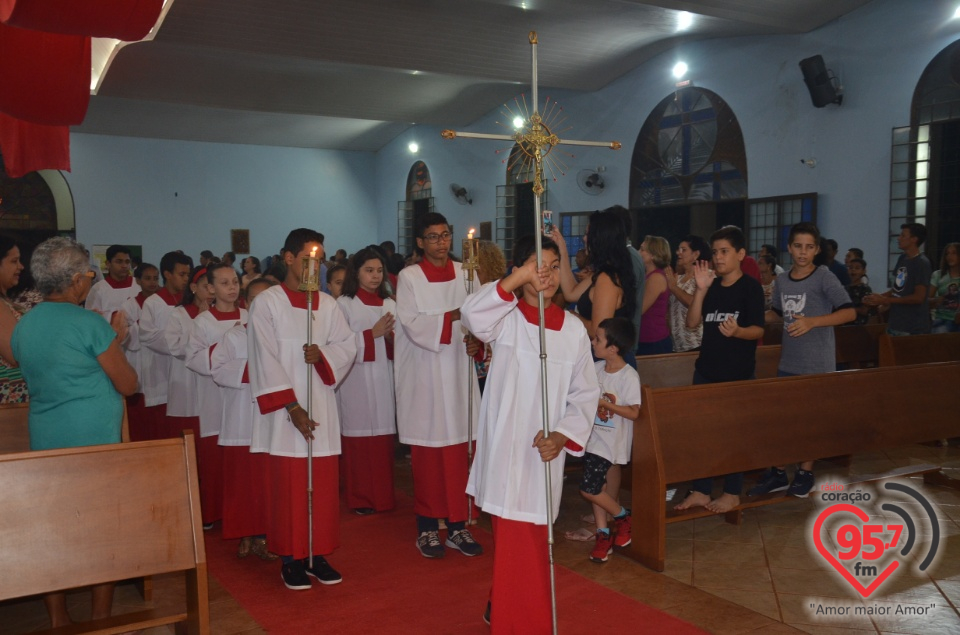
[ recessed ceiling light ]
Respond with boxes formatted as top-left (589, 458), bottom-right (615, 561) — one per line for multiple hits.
top-left (677, 11), bottom-right (693, 31)
top-left (672, 61), bottom-right (688, 79)
top-left (408, 142), bottom-right (419, 153)
top-left (411, 70), bottom-right (421, 75)
top-left (513, 116), bottom-right (525, 129)
top-left (954, 6), bottom-right (960, 18)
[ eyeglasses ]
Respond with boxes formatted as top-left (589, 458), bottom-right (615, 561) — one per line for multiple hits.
top-left (422, 231), bottom-right (453, 244)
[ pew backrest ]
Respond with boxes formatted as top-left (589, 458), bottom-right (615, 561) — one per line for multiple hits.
top-left (878, 331), bottom-right (960, 367)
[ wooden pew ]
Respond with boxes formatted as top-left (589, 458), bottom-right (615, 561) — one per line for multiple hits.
top-left (0, 433), bottom-right (209, 634)
top-left (835, 323), bottom-right (886, 368)
top-left (629, 361), bottom-right (960, 572)
top-left (635, 346), bottom-right (780, 388)
top-left (878, 331), bottom-right (960, 366)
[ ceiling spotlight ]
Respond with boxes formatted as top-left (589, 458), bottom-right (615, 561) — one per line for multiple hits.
top-left (672, 62), bottom-right (688, 79)
top-left (677, 11), bottom-right (693, 31)
top-left (513, 116), bottom-right (525, 129)
top-left (954, 5), bottom-right (960, 18)
top-left (408, 142), bottom-right (419, 153)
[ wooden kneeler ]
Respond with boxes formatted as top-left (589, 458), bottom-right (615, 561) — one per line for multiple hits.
top-left (0, 431), bottom-right (209, 634)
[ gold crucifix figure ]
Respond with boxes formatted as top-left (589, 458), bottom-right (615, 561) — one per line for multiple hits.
top-left (441, 31), bottom-right (620, 635)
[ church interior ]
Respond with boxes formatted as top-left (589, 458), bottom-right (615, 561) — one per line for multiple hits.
top-left (3, 0), bottom-right (960, 633)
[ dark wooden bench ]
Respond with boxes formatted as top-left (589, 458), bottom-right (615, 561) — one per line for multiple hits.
top-left (0, 403), bottom-right (29, 454)
top-left (0, 433), bottom-right (209, 634)
top-left (878, 331), bottom-right (960, 366)
top-left (635, 346), bottom-right (780, 389)
top-left (628, 361), bottom-right (960, 572)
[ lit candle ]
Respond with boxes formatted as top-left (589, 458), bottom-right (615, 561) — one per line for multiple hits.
top-left (300, 246), bottom-right (321, 291)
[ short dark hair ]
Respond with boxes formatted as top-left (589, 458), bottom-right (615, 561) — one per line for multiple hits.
top-left (106, 245), bottom-right (131, 261)
top-left (200, 250), bottom-right (214, 259)
top-left (416, 212), bottom-right (449, 238)
top-left (758, 254), bottom-right (778, 269)
top-left (597, 317), bottom-right (636, 355)
top-left (826, 239), bottom-right (839, 252)
top-left (325, 263), bottom-right (346, 284)
top-left (379, 240), bottom-right (396, 255)
top-left (681, 235), bottom-right (712, 265)
top-left (901, 222), bottom-right (927, 246)
top-left (788, 222), bottom-right (821, 245)
top-left (282, 228), bottom-right (325, 256)
top-left (245, 277), bottom-right (276, 300)
top-left (512, 235), bottom-right (560, 268)
top-left (134, 263), bottom-right (158, 279)
top-left (847, 247), bottom-right (864, 259)
top-left (760, 244), bottom-right (778, 259)
top-left (849, 258), bottom-right (867, 269)
top-left (159, 251), bottom-right (193, 283)
top-left (710, 226), bottom-right (746, 252)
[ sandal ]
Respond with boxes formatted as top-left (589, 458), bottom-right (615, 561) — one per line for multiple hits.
top-left (237, 537), bottom-right (253, 558)
top-left (251, 537), bottom-right (279, 561)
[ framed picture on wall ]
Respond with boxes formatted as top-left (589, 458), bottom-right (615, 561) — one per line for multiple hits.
top-left (231, 229), bottom-right (250, 254)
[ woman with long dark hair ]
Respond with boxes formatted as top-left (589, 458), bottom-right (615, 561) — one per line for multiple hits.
top-left (0, 234), bottom-right (32, 403)
top-left (553, 208), bottom-right (637, 362)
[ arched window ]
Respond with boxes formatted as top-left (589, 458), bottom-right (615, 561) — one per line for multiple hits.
top-left (630, 87), bottom-right (747, 207)
top-left (888, 39), bottom-right (960, 278)
top-left (397, 160), bottom-right (434, 256)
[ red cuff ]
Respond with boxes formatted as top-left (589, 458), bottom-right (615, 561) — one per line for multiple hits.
top-left (313, 352), bottom-right (336, 386)
top-left (208, 342), bottom-right (217, 366)
top-left (241, 363), bottom-right (249, 385)
top-left (440, 311), bottom-right (453, 345)
top-left (496, 282), bottom-right (515, 302)
top-left (564, 439), bottom-right (583, 453)
top-left (257, 388), bottom-right (297, 414)
top-left (472, 343), bottom-right (485, 363)
top-left (362, 329), bottom-right (376, 362)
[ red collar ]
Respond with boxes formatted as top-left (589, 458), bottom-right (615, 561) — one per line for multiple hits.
top-left (104, 275), bottom-right (134, 289)
top-left (157, 288), bottom-right (182, 306)
top-left (209, 306), bottom-right (241, 321)
top-left (356, 288), bottom-right (384, 306)
top-left (184, 304), bottom-right (201, 319)
top-left (516, 299), bottom-right (564, 331)
top-left (281, 284), bottom-right (322, 310)
top-left (135, 292), bottom-right (148, 308)
top-left (418, 258), bottom-right (455, 283)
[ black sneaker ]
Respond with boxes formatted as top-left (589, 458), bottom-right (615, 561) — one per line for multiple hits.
top-left (483, 600), bottom-right (491, 626)
top-left (281, 560), bottom-right (311, 590)
top-left (303, 556), bottom-right (342, 585)
top-left (788, 470), bottom-right (815, 498)
top-left (352, 507), bottom-right (376, 516)
top-left (416, 530), bottom-right (445, 558)
top-left (746, 468), bottom-right (789, 496)
top-left (446, 528), bottom-right (483, 556)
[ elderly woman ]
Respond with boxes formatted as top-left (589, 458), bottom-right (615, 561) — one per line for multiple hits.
top-left (10, 236), bottom-right (137, 629)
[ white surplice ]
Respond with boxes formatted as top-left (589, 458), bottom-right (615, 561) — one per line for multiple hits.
top-left (460, 282), bottom-right (599, 525)
top-left (247, 285), bottom-right (356, 458)
top-left (394, 261), bottom-right (479, 447)
top-left (86, 277), bottom-right (140, 318)
top-left (210, 323), bottom-right (256, 447)
top-left (119, 294), bottom-right (146, 393)
top-left (164, 306), bottom-right (199, 418)
top-left (138, 289), bottom-right (180, 407)
top-left (336, 292), bottom-right (396, 437)
top-left (186, 308), bottom-right (248, 437)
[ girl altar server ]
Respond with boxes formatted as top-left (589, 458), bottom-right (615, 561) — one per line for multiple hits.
top-left (336, 247), bottom-right (397, 514)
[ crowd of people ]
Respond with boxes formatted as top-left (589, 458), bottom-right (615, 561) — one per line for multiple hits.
top-left (0, 209), bottom-right (956, 631)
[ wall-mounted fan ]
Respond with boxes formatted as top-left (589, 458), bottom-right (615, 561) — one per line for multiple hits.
top-left (450, 183), bottom-right (473, 205)
top-left (576, 169), bottom-right (605, 195)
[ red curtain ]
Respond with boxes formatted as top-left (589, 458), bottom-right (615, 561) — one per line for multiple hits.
top-left (0, 0), bottom-right (164, 177)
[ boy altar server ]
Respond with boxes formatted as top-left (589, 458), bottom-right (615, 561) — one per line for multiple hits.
top-left (247, 228), bottom-right (356, 591)
top-left (86, 245), bottom-right (140, 317)
top-left (395, 212), bottom-right (482, 558)
top-left (461, 236), bottom-right (599, 632)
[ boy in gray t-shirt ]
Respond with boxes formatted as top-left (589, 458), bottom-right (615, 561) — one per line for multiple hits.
top-left (750, 223), bottom-right (856, 498)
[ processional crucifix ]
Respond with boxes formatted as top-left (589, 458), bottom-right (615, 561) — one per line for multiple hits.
top-left (442, 31), bottom-right (620, 634)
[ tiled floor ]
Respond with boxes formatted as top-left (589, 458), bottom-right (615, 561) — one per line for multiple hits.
top-left (4, 442), bottom-right (960, 634)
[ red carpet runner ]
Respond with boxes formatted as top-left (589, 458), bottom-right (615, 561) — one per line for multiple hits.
top-left (205, 493), bottom-right (707, 633)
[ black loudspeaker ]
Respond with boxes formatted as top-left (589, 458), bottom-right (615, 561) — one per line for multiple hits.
top-left (799, 55), bottom-right (843, 108)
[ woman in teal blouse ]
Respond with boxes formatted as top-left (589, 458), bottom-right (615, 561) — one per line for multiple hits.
top-left (11, 236), bottom-right (137, 628)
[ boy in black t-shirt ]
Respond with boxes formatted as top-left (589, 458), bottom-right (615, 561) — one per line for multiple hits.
top-left (674, 226), bottom-right (765, 514)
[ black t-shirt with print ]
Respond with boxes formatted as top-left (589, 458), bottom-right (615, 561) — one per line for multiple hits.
top-left (695, 273), bottom-right (766, 383)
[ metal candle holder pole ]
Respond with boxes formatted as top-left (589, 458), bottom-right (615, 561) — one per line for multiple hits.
top-left (299, 246), bottom-right (321, 568)
top-left (462, 228), bottom-right (479, 525)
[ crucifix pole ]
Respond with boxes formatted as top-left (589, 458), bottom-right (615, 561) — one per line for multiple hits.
top-left (442, 31), bottom-right (620, 634)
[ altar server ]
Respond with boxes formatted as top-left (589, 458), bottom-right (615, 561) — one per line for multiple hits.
top-left (460, 235), bottom-right (598, 632)
top-left (394, 212), bottom-right (482, 559)
top-left (247, 228), bottom-right (356, 591)
top-left (336, 246), bottom-right (397, 514)
top-left (119, 263), bottom-right (160, 441)
top-left (86, 245), bottom-right (140, 317)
